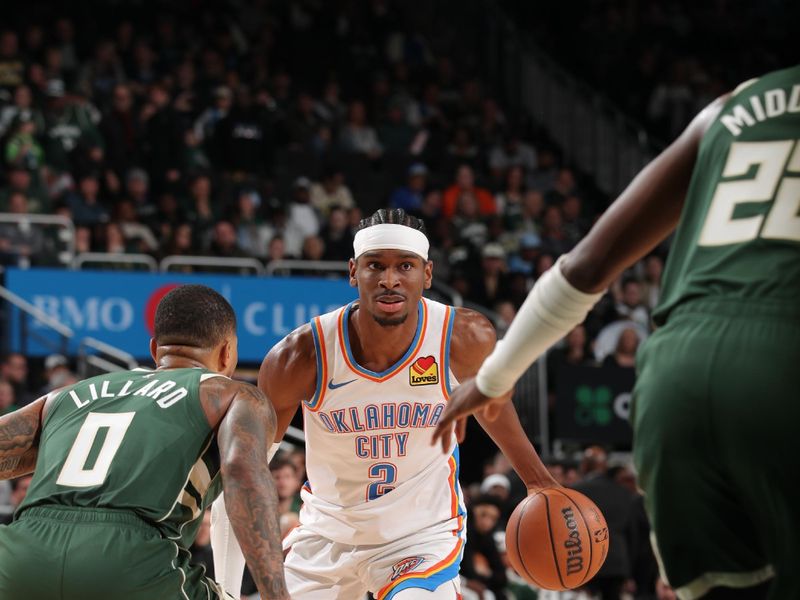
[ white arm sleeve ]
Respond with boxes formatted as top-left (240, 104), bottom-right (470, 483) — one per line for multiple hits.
top-left (476, 256), bottom-right (604, 397)
top-left (210, 443), bottom-right (283, 597)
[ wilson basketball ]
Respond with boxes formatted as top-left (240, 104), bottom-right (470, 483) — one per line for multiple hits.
top-left (505, 487), bottom-right (609, 590)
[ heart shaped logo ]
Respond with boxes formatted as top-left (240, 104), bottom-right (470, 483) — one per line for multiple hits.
top-left (413, 355), bottom-right (435, 374)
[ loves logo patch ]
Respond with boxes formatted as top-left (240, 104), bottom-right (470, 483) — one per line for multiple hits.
top-left (409, 355), bottom-right (438, 386)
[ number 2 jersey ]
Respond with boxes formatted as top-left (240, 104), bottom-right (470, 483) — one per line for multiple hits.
top-left (654, 64), bottom-right (800, 325)
top-left (299, 297), bottom-right (466, 545)
top-left (18, 367), bottom-right (223, 549)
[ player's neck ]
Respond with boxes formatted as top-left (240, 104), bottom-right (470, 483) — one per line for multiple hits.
top-left (349, 303), bottom-right (420, 372)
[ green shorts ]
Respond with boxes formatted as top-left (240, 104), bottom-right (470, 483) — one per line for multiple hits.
top-left (0, 505), bottom-right (233, 600)
top-left (632, 298), bottom-right (800, 600)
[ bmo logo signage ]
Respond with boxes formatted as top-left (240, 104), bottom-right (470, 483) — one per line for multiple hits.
top-left (32, 295), bottom-right (135, 332)
top-left (6, 269), bottom-right (355, 362)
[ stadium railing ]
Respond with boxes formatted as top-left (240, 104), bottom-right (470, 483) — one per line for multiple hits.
top-left (0, 213), bottom-right (75, 269)
top-left (72, 252), bottom-right (158, 272)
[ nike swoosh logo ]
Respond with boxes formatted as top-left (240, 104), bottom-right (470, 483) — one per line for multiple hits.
top-left (328, 378), bottom-right (357, 390)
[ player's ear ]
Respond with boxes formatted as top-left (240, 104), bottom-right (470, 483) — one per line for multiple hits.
top-left (349, 257), bottom-right (358, 287)
top-left (218, 339), bottom-right (233, 374)
top-left (149, 338), bottom-right (158, 364)
top-left (424, 260), bottom-right (433, 290)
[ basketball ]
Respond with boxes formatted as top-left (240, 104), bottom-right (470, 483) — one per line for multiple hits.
top-left (505, 487), bottom-right (609, 590)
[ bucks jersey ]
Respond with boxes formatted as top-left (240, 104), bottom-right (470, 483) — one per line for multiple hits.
top-left (299, 298), bottom-right (466, 545)
top-left (19, 367), bottom-right (224, 548)
top-left (654, 64), bottom-right (800, 325)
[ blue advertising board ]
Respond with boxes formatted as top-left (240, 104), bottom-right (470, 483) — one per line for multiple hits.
top-left (5, 268), bottom-right (356, 363)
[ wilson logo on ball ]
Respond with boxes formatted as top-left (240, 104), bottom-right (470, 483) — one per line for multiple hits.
top-left (409, 356), bottom-right (438, 386)
top-left (562, 507), bottom-right (584, 575)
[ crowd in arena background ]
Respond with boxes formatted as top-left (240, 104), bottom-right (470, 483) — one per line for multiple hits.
top-left (0, 1), bottom-right (794, 599)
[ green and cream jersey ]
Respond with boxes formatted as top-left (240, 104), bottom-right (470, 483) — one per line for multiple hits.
top-left (19, 367), bottom-right (223, 549)
top-left (654, 64), bottom-right (800, 325)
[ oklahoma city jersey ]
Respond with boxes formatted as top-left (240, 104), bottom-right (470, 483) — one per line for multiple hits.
top-left (300, 297), bottom-right (465, 545)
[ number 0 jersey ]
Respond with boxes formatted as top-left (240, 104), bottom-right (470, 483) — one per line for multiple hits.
top-left (654, 64), bottom-right (800, 325)
top-left (299, 297), bottom-right (465, 545)
top-left (18, 368), bottom-right (224, 548)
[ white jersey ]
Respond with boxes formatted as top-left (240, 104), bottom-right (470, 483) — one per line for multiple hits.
top-left (299, 297), bottom-right (466, 545)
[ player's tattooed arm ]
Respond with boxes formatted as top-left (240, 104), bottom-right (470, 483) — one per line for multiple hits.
top-left (0, 398), bottom-right (44, 479)
top-left (218, 382), bottom-right (289, 600)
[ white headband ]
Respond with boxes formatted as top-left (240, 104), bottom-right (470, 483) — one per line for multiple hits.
top-left (353, 224), bottom-right (430, 261)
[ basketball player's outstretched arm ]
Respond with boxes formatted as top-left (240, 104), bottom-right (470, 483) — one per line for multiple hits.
top-left (0, 398), bottom-right (43, 479)
top-left (447, 309), bottom-right (557, 490)
top-left (258, 324), bottom-right (317, 442)
top-left (432, 95), bottom-right (728, 437)
top-left (217, 381), bottom-right (289, 600)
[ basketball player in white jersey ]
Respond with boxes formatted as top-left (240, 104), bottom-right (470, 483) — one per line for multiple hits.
top-left (211, 208), bottom-right (551, 600)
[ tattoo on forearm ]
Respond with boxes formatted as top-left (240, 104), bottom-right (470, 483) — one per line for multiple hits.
top-left (221, 383), bottom-right (287, 598)
top-left (0, 408), bottom-right (40, 479)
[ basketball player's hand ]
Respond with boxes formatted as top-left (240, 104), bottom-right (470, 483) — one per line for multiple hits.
top-left (431, 378), bottom-right (513, 453)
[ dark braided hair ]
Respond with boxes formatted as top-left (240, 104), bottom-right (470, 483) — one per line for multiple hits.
top-left (356, 208), bottom-right (427, 235)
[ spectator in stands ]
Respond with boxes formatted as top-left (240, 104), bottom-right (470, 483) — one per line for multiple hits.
top-left (550, 324), bottom-right (594, 370)
top-left (284, 176), bottom-right (320, 257)
top-left (42, 78), bottom-right (104, 175)
top-left (477, 98), bottom-right (507, 148)
top-left (442, 164), bottom-right (495, 218)
top-left (539, 204), bottom-right (571, 257)
top-left (5, 113), bottom-right (44, 172)
top-left (193, 85), bottom-right (232, 144)
top-left (300, 235), bottom-right (325, 262)
top-left (0, 353), bottom-right (34, 407)
top-left (0, 84), bottom-right (44, 138)
top-left (468, 243), bottom-right (511, 309)
top-left (319, 206), bottom-right (353, 261)
top-left (207, 220), bottom-right (249, 258)
top-left (184, 173), bottom-right (217, 247)
top-left (314, 80), bottom-right (346, 128)
top-left (461, 494), bottom-right (508, 600)
top-left (212, 85), bottom-right (274, 177)
top-left (377, 96), bottom-right (415, 156)
top-left (77, 39), bottom-right (126, 108)
top-left (545, 167), bottom-right (577, 206)
top-left (266, 235), bottom-right (287, 266)
top-left (641, 254), bottom-right (663, 310)
top-left (286, 91), bottom-right (322, 151)
top-left (124, 167), bottom-right (154, 221)
top-left (488, 133), bottom-right (537, 181)
top-left (139, 82), bottom-right (181, 186)
top-left (100, 83), bottom-right (140, 179)
top-left (603, 327), bottom-right (640, 369)
top-left (234, 189), bottom-right (272, 258)
top-left (495, 165), bottom-right (525, 219)
top-left (0, 31), bottom-right (24, 95)
top-left (389, 162), bottom-right (427, 212)
top-left (0, 192), bottom-right (45, 265)
top-left (310, 167), bottom-right (355, 216)
top-left (113, 198), bottom-right (158, 254)
top-left (38, 353), bottom-right (77, 394)
top-left (269, 456), bottom-right (303, 519)
top-left (0, 379), bottom-right (17, 415)
top-left (615, 278), bottom-right (650, 330)
top-left (507, 232), bottom-right (541, 277)
top-left (159, 222), bottom-right (196, 260)
top-left (573, 447), bottom-right (637, 600)
top-left (444, 126), bottom-right (481, 174)
top-left (479, 473), bottom-right (511, 506)
top-left (66, 171), bottom-right (109, 225)
top-left (339, 100), bottom-right (382, 159)
top-left (452, 191), bottom-right (489, 250)
top-left (561, 194), bottom-right (589, 245)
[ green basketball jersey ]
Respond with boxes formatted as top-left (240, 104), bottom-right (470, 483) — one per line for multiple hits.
top-left (19, 367), bottom-right (223, 548)
top-left (654, 64), bottom-right (800, 325)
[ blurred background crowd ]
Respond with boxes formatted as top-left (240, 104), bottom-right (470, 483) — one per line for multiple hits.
top-left (0, 0), bottom-right (795, 598)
